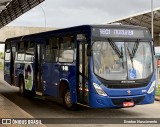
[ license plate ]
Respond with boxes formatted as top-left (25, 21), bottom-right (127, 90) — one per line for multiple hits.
top-left (123, 101), bottom-right (134, 107)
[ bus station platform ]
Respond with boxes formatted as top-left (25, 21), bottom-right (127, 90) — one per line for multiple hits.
top-left (0, 94), bottom-right (46, 127)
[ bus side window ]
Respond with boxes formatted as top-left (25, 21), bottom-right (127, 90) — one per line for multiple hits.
top-left (46, 37), bottom-right (59, 63)
top-left (5, 43), bottom-right (11, 61)
top-left (16, 41), bottom-right (25, 61)
top-left (59, 36), bottom-right (74, 63)
top-left (25, 41), bottom-right (35, 62)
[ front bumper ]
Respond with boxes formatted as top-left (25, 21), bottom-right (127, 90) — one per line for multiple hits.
top-left (89, 92), bottom-right (155, 108)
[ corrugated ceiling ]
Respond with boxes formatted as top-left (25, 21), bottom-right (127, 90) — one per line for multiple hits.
top-left (107, 7), bottom-right (160, 35)
top-left (0, 0), bottom-right (44, 29)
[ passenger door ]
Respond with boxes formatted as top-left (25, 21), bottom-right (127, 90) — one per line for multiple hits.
top-left (35, 44), bottom-right (43, 94)
top-left (77, 42), bottom-right (89, 105)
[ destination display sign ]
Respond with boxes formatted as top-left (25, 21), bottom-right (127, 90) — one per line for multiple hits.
top-left (92, 27), bottom-right (150, 39)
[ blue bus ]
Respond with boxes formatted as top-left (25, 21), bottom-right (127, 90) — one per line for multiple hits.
top-left (4, 25), bottom-right (156, 110)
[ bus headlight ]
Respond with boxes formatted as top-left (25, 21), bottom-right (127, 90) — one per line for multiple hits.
top-left (93, 83), bottom-right (107, 96)
top-left (147, 80), bottom-right (156, 94)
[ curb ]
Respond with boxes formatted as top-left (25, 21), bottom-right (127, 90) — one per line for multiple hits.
top-left (155, 96), bottom-right (160, 101)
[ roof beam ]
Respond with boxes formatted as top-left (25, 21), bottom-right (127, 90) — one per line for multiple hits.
top-left (139, 15), bottom-right (144, 25)
top-left (108, 8), bottom-right (160, 37)
top-left (154, 10), bottom-right (160, 18)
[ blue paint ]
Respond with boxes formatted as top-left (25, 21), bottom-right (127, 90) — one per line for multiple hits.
top-left (4, 25), bottom-right (155, 109)
top-left (42, 63), bottom-right (60, 96)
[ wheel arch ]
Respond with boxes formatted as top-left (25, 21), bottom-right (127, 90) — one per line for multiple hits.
top-left (59, 79), bottom-right (70, 98)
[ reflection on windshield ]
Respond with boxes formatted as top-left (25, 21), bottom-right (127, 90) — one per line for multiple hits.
top-left (92, 40), bottom-right (153, 80)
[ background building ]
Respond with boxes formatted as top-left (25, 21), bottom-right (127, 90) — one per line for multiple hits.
top-left (0, 26), bottom-right (56, 43)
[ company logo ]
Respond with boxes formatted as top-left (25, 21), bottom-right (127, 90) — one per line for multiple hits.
top-left (127, 90), bottom-right (131, 95)
top-left (142, 89), bottom-right (147, 93)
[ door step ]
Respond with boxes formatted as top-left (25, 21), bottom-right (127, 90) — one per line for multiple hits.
top-left (35, 91), bottom-right (43, 96)
top-left (77, 103), bottom-right (90, 108)
top-left (34, 96), bottom-right (46, 100)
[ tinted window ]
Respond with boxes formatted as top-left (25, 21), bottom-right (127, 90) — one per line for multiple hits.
top-left (59, 36), bottom-right (74, 63)
top-left (5, 52), bottom-right (10, 61)
top-left (18, 41), bottom-right (25, 51)
top-left (46, 37), bottom-right (59, 63)
top-left (5, 43), bottom-right (11, 61)
top-left (25, 41), bottom-right (35, 62)
top-left (17, 53), bottom-right (25, 61)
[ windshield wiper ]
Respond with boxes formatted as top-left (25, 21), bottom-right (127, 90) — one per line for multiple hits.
top-left (126, 39), bottom-right (140, 69)
top-left (132, 39), bottom-right (139, 58)
top-left (127, 47), bottom-right (134, 69)
top-left (121, 45), bottom-right (124, 68)
top-left (108, 38), bottom-right (123, 58)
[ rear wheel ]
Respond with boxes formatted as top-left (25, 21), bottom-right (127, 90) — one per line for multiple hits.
top-left (63, 89), bottom-right (78, 110)
top-left (19, 77), bottom-right (27, 96)
top-left (19, 77), bottom-right (35, 97)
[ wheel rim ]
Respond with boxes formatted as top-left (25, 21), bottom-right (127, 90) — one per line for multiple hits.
top-left (65, 91), bottom-right (72, 108)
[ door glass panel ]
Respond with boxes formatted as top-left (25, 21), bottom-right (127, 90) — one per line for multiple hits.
top-left (36, 44), bottom-right (43, 92)
top-left (78, 44), bottom-right (83, 99)
top-left (78, 43), bottom-right (89, 105)
top-left (59, 36), bottom-right (74, 63)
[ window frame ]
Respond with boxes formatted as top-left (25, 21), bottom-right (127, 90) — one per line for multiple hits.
top-left (58, 36), bottom-right (75, 63)
top-left (24, 40), bottom-right (35, 62)
top-left (16, 41), bottom-right (26, 61)
top-left (45, 37), bottom-right (60, 63)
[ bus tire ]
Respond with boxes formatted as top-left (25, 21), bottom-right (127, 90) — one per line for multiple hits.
top-left (63, 89), bottom-right (78, 110)
top-left (19, 77), bottom-right (27, 97)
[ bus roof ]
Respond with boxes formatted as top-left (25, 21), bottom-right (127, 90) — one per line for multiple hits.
top-left (5, 24), bottom-right (149, 43)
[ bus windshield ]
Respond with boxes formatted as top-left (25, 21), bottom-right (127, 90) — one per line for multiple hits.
top-left (92, 40), bottom-right (153, 80)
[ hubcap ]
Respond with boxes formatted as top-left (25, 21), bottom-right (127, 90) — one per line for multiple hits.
top-left (65, 91), bottom-right (72, 107)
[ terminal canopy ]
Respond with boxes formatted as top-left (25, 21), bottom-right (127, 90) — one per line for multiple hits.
top-left (0, 0), bottom-right (44, 29)
top-left (107, 7), bottom-right (160, 36)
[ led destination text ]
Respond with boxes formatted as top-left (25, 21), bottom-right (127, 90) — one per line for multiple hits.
top-left (100, 29), bottom-right (134, 36)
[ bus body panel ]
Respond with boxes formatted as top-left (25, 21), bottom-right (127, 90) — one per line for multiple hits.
top-left (42, 63), bottom-right (60, 97)
top-left (4, 25), bottom-right (155, 109)
top-left (90, 72), bottom-right (156, 97)
top-left (89, 69), bottom-right (156, 108)
top-left (14, 62), bottom-right (25, 86)
top-left (42, 63), bottom-right (77, 101)
top-left (15, 62), bottom-right (35, 90)
top-left (89, 92), bottom-right (155, 108)
top-left (88, 56), bottom-right (156, 108)
top-left (24, 63), bottom-right (34, 91)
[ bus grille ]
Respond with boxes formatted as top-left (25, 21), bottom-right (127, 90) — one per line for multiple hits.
top-left (106, 83), bottom-right (148, 89)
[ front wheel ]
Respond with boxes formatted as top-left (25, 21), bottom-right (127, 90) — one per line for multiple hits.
top-left (63, 89), bottom-right (78, 110)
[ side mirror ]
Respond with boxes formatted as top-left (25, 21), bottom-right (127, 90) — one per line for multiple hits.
top-left (87, 45), bottom-right (91, 56)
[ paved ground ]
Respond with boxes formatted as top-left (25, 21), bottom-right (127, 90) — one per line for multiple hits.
top-left (0, 70), bottom-right (160, 127)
